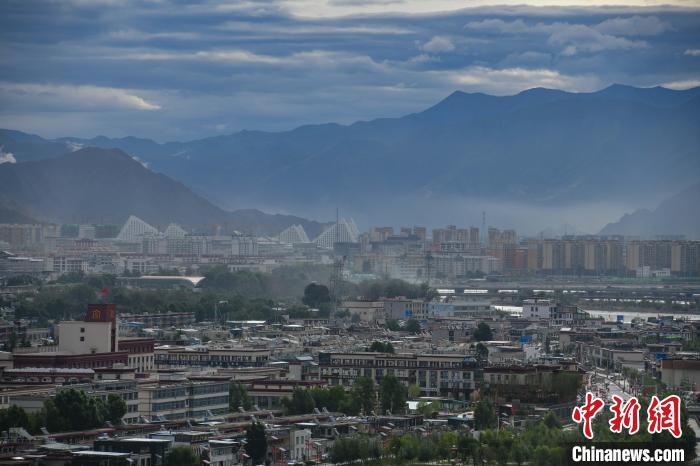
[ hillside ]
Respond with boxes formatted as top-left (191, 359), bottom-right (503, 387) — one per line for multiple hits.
top-left (599, 183), bottom-right (700, 239)
top-left (0, 148), bottom-right (325, 236)
top-left (3, 84), bottom-right (699, 230)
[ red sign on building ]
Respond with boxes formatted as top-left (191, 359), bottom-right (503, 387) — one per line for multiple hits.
top-left (85, 303), bottom-right (117, 352)
top-left (85, 303), bottom-right (116, 323)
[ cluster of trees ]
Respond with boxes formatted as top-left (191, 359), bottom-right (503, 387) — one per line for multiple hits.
top-left (281, 378), bottom-right (376, 416)
top-left (474, 400), bottom-right (497, 430)
top-left (9, 262), bottom-right (441, 326)
top-left (165, 446), bottom-right (200, 466)
top-left (327, 413), bottom-right (569, 466)
top-left (282, 375), bottom-right (408, 416)
top-left (368, 341), bottom-right (395, 353)
top-left (385, 318), bottom-right (421, 334)
top-left (245, 422), bottom-right (268, 465)
top-left (229, 382), bottom-right (252, 411)
top-left (200, 264), bottom-right (332, 299)
top-left (473, 322), bottom-right (493, 341)
top-left (379, 375), bottom-right (407, 414)
top-left (0, 389), bottom-right (126, 434)
top-left (329, 436), bottom-right (383, 464)
top-left (302, 282), bottom-right (331, 308)
top-left (281, 376), bottom-right (408, 417)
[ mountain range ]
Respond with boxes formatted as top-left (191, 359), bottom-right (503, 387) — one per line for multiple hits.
top-left (0, 147), bottom-right (326, 237)
top-left (1, 84), bottom-right (699, 235)
top-left (599, 182), bottom-right (700, 238)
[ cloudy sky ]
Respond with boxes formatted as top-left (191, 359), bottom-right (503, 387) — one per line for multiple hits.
top-left (1, 0), bottom-right (699, 141)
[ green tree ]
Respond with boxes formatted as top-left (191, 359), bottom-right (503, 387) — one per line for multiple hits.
top-left (229, 382), bottom-right (252, 411)
top-left (368, 341), bottom-right (395, 353)
top-left (475, 342), bottom-right (489, 362)
top-left (512, 439), bottom-right (531, 466)
top-left (407, 384), bottom-right (421, 399)
top-left (0, 405), bottom-right (30, 432)
top-left (473, 322), bottom-right (493, 341)
top-left (379, 375), bottom-right (407, 414)
top-left (106, 394), bottom-right (127, 424)
top-left (281, 387), bottom-right (316, 415)
top-left (302, 283), bottom-right (331, 307)
top-left (350, 377), bottom-right (375, 415)
top-left (457, 435), bottom-right (479, 464)
top-left (43, 389), bottom-right (107, 432)
top-left (385, 319), bottom-right (401, 331)
top-left (542, 412), bottom-right (561, 429)
top-left (417, 400), bottom-right (441, 418)
top-left (245, 422), bottom-right (267, 465)
top-left (166, 445), bottom-right (199, 466)
top-left (474, 400), bottom-right (497, 430)
top-left (405, 319), bottom-right (421, 334)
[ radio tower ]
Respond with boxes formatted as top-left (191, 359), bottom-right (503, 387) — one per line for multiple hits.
top-left (329, 208), bottom-right (344, 308)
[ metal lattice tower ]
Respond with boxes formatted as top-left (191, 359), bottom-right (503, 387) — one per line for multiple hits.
top-left (329, 208), bottom-right (344, 306)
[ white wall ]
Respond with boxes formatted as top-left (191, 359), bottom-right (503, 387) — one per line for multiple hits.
top-left (58, 321), bottom-right (113, 354)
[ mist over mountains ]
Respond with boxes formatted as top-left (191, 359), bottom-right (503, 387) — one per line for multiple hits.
top-left (2, 84), bottom-right (699, 236)
top-left (599, 182), bottom-right (700, 238)
top-left (0, 147), bottom-right (326, 236)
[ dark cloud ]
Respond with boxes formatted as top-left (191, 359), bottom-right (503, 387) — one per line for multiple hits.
top-left (0, 1), bottom-right (698, 140)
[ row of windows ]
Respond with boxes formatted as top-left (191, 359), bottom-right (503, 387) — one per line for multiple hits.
top-left (190, 396), bottom-right (229, 408)
top-left (191, 383), bottom-right (229, 395)
top-left (153, 400), bottom-right (186, 411)
top-left (327, 359), bottom-right (463, 368)
top-left (322, 368), bottom-right (473, 378)
top-left (153, 387), bottom-right (187, 399)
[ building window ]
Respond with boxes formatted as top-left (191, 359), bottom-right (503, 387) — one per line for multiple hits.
top-left (80, 327), bottom-right (85, 333)
top-left (80, 336), bottom-right (85, 341)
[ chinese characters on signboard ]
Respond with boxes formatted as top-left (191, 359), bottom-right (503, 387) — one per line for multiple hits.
top-left (572, 393), bottom-right (682, 439)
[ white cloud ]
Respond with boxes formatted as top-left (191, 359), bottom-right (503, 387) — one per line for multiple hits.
top-left (406, 53), bottom-right (440, 65)
top-left (464, 18), bottom-right (531, 33)
top-left (0, 147), bottom-right (16, 164)
top-left (594, 16), bottom-right (673, 36)
top-left (420, 36), bottom-right (456, 53)
top-left (131, 155), bottom-right (149, 168)
top-left (547, 24), bottom-right (648, 54)
top-left (65, 141), bottom-right (84, 152)
top-left (661, 79), bottom-right (700, 89)
top-left (274, 0), bottom-right (700, 19)
top-left (685, 49), bottom-right (700, 56)
top-left (440, 66), bottom-right (599, 95)
top-left (0, 82), bottom-right (161, 111)
top-left (218, 21), bottom-right (414, 35)
top-left (465, 18), bottom-right (648, 54)
top-left (194, 49), bottom-right (286, 65)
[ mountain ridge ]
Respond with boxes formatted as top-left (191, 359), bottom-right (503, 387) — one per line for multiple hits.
top-left (0, 147), bottom-right (327, 237)
top-left (2, 84), bottom-right (699, 233)
top-left (599, 182), bottom-right (700, 239)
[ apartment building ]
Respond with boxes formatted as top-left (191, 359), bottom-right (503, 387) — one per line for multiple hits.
top-left (318, 351), bottom-right (479, 398)
top-left (384, 298), bottom-right (429, 320)
top-left (120, 312), bottom-right (196, 329)
top-left (138, 376), bottom-right (230, 421)
top-left (429, 296), bottom-right (492, 318)
top-left (118, 339), bottom-right (155, 372)
top-left (527, 238), bottom-right (625, 275)
top-left (155, 345), bottom-right (271, 369)
top-left (337, 300), bottom-right (385, 325)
